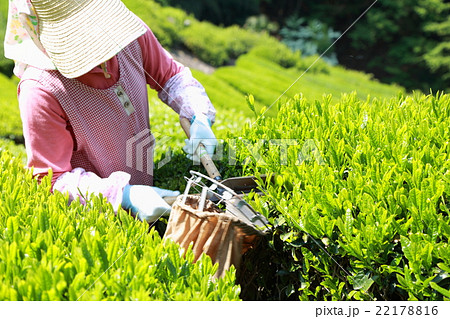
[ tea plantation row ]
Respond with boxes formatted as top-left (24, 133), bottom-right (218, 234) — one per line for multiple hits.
top-left (1, 0), bottom-right (447, 301)
top-left (1, 89), bottom-right (448, 300)
top-left (231, 92), bottom-right (450, 300)
top-left (0, 149), bottom-right (241, 301)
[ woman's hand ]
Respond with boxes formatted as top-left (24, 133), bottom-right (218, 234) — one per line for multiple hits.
top-left (183, 114), bottom-right (218, 162)
top-left (121, 185), bottom-right (180, 223)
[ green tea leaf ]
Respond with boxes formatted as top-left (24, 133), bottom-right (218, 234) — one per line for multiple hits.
top-left (430, 282), bottom-right (450, 298)
top-left (352, 271), bottom-right (375, 292)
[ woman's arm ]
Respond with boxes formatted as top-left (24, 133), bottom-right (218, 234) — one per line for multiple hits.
top-left (18, 79), bottom-right (74, 183)
top-left (18, 79), bottom-right (130, 210)
top-left (137, 24), bottom-right (216, 123)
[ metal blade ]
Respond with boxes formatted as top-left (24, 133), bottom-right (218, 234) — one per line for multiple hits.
top-left (225, 197), bottom-right (271, 234)
top-left (220, 174), bottom-right (271, 194)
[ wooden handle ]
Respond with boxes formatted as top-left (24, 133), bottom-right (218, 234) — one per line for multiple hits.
top-left (180, 117), bottom-right (192, 138)
top-left (180, 118), bottom-right (221, 180)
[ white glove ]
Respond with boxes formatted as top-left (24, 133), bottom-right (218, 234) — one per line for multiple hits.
top-left (183, 114), bottom-right (217, 162)
top-left (121, 185), bottom-right (180, 223)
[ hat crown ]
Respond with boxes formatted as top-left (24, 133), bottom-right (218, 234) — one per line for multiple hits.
top-left (28, 0), bottom-right (146, 78)
top-left (31, 0), bottom-right (89, 22)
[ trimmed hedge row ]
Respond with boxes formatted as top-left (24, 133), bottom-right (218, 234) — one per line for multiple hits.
top-left (0, 150), bottom-right (241, 301)
top-left (232, 92), bottom-right (450, 300)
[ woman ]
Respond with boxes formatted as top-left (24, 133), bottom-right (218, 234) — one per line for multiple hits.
top-left (4, 0), bottom-right (218, 223)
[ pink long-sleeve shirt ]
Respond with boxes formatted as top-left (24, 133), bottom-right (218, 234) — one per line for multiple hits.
top-left (18, 22), bottom-right (215, 210)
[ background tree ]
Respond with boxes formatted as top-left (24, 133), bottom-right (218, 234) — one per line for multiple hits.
top-left (158, 0), bottom-right (449, 91)
top-left (262, 0), bottom-right (449, 91)
top-left (157, 0), bottom-right (259, 26)
top-left (423, 15), bottom-right (450, 83)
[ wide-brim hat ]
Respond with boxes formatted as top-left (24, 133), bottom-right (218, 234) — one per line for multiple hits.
top-left (30, 0), bottom-right (146, 78)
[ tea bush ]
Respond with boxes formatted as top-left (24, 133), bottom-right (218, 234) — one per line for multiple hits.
top-left (208, 54), bottom-right (404, 117)
top-left (0, 150), bottom-right (241, 301)
top-left (247, 41), bottom-right (301, 69)
top-left (190, 69), bottom-right (249, 112)
top-left (0, 138), bottom-right (25, 164)
top-left (0, 74), bottom-right (21, 143)
top-left (233, 92), bottom-right (450, 301)
top-left (122, 0), bottom-right (189, 48)
top-left (180, 22), bottom-right (265, 67)
top-left (180, 21), bottom-right (230, 67)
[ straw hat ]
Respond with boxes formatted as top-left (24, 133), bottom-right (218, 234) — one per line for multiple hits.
top-left (30, 0), bottom-right (146, 78)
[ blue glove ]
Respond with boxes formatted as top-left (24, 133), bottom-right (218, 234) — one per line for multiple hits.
top-left (183, 114), bottom-right (217, 162)
top-left (121, 185), bottom-right (180, 223)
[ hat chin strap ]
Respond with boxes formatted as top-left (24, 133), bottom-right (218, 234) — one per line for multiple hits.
top-left (100, 62), bottom-right (111, 79)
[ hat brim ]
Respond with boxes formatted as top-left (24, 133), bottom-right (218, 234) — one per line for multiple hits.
top-left (36, 0), bottom-right (146, 78)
